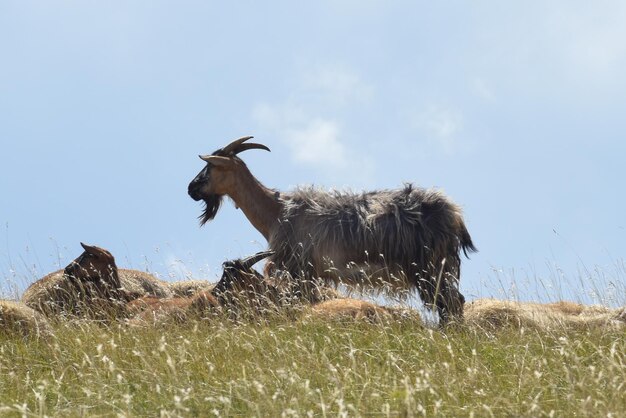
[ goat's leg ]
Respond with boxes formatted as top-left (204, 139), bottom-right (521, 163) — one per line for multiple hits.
top-left (291, 275), bottom-right (325, 304)
top-left (435, 275), bottom-right (465, 326)
top-left (414, 269), bottom-right (464, 326)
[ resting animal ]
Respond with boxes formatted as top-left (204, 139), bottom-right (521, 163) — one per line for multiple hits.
top-left (0, 299), bottom-right (53, 338)
top-left (22, 243), bottom-right (171, 318)
top-left (464, 299), bottom-right (626, 331)
top-left (129, 251), bottom-right (278, 324)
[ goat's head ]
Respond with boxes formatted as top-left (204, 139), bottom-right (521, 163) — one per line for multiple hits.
top-left (212, 250), bottom-right (275, 300)
top-left (187, 136), bottom-right (270, 225)
top-left (64, 243), bottom-right (121, 290)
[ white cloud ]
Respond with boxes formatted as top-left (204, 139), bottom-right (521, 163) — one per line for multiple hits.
top-left (471, 77), bottom-right (497, 103)
top-left (411, 105), bottom-right (464, 154)
top-left (252, 102), bottom-right (373, 182)
top-left (253, 102), bottom-right (347, 168)
top-left (287, 118), bottom-right (346, 167)
top-left (251, 64), bottom-right (375, 183)
top-left (299, 64), bottom-right (374, 107)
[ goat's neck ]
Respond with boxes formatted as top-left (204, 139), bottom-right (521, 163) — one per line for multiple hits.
top-left (94, 265), bottom-right (122, 291)
top-left (226, 169), bottom-right (282, 241)
top-left (107, 266), bottom-right (121, 288)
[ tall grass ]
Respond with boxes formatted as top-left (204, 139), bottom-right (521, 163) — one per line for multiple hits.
top-left (2, 247), bottom-right (625, 416)
top-left (1, 313), bottom-right (625, 416)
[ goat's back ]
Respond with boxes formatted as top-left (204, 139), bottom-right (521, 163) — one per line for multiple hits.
top-left (1, 299), bottom-right (53, 338)
top-left (464, 299), bottom-right (624, 331)
top-left (22, 270), bottom-right (75, 315)
top-left (22, 269), bottom-right (171, 317)
top-left (271, 185), bottom-right (474, 287)
top-left (168, 280), bottom-right (214, 297)
top-left (309, 298), bottom-right (392, 321)
top-left (118, 269), bottom-right (172, 299)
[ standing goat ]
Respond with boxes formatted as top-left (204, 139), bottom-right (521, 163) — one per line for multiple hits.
top-left (188, 136), bottom-right (476, 324)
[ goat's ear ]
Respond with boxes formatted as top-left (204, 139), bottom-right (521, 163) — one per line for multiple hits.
top-left (199, 155), bottom-right (234, 168)
top-left (80, 242), bottom-right (98, 255)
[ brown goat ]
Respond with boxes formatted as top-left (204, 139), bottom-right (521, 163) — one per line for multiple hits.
top-left (308, 298), bottom-right (392, 322)
top-left (128, 252), bottom-right (277, 325)
top-left (306, 298), bottom-right (423, 324)
top-left (0, 299), bottom-right (53, 339)
top-left (22, 243), bottom-right (171, 319)
top-left (464, 299), bottom-right (626, 331)
top-left (126, 292), bottom-right (221, 324)
top-left (188, 136), bottom-right (476, 325)
top-left (168, 280), bottom-right (214, 297)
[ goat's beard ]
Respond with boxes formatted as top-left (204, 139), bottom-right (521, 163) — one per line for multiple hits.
top-left (199, 194), bottom-right (224, 226)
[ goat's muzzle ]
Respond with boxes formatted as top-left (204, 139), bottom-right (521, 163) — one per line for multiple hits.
top-left (64, 262), bottom-right (78, 277)
top-left (187, 182), bottom-right (204, 201)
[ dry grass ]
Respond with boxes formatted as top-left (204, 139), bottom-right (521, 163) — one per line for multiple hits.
top-left (3, 251), bottom-right (626, 416)
top-left (1, 299), bottom-right (625, 416)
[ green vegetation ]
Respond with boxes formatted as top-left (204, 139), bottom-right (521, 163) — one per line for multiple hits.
top-left (1, 314), bottom-right (625, 417)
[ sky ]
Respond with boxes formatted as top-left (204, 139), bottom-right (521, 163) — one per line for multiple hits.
top-left (1, 1), bottom-right (625, 305)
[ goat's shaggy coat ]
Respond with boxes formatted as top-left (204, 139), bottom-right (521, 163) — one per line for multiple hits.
top-left (269, 185), bottom-right (476, 322)
top-left (168, 280), bottom-right (214, 297)
top-left (464, 299), bottom-right (626, 331)
top-left (0, 300), bottom-right (53, 338)
top-left (308, 298), bottom-right (392, 322)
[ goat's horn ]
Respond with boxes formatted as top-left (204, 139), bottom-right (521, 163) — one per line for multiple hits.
top-left (221, 136), bottom-right (254, 155)
top-left (240, 250), bottom-right (275, 269)
top-left (234, 143), bottom-right (271, 154)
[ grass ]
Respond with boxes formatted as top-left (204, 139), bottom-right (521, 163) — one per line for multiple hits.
top-left (1, 313), bottom-right (626, 417)
top-left (2, 245), bottom-right (625, 416)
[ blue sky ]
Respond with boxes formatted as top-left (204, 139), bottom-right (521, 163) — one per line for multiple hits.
top-left (1, 1), bottom-right (625, 304)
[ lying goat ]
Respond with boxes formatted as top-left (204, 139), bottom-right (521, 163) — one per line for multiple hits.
top-left (306, 298), bottom-right (423, 324)
top-left (0, 299), bottom-right (53, 339)
top-left (129, 251), bottom-right (278, 324)
top-left (464, 299), bottom-right (626, 331)
top-left (22, 243), bottom-right (171, 318)
top-left (168, 280), bottom-right (214, 297)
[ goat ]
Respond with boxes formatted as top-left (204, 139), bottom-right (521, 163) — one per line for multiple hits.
top-left (188, 136), bottom-right (476, 325)
top-left (126, 293), bottom-right (219, 324)
top-left (0, 300), bottom-right (53, 339)
top-left (22, 243), bottom-right (172, 318)
top-left (128, 251), bottom-right (277, 325)
top-left (307, 298), bottom-right (392, 322)
top-left (168, 280), bottom-right (214, 297)
top-left (209, 250), bottom-right (281, 310)
top-left (306, 298), bottom-right (423, 325)
top-left (464, 299), bottom-right (626, 332)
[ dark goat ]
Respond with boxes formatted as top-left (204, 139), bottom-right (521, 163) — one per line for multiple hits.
top-left (22, 243), bottom-right (171, 318)
top-left (210, 250), bottom-right (277, 307)
top-left (188, 136), bottom-right (476, 324)
top-left (129, 251), bottom-right (277, 323)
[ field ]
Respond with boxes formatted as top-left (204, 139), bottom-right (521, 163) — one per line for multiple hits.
top-left (1, 306), bottom-right (626, 417)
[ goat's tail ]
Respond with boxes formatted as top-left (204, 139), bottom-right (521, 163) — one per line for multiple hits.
top-left (459, 221), bottom-right (477, 258)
